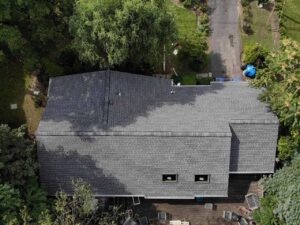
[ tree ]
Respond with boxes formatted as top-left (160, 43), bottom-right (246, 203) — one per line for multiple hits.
top-left (243, 43), bottom-right (268, 68)
top-left (254, 155), bottom-right (300, 225)
top-left (0, 0), bottom-right (74, 73)
top-left (69, 0), bottom-right (176, 71)
top-left (42, 179), bottom-right (125, 225)
top-left (53, 179), bottom-right (97, 225)
top-left (0, 124), bottom-right (37, 186)
top-left (252, 39), bottom-right (300, 159)
top-left (0, 183), bottom-right (22, 225)
top-left (0, 124), bottom-right (48, 224)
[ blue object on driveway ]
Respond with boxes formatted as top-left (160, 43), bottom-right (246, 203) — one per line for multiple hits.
top-left (243, 64), bottom-right (256, 78)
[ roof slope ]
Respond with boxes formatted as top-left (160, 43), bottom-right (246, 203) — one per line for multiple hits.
top-left (38, 135), bottom-right (231, 197)
top-left (37, 70), bottom-right (277, 136)
top-left (36, 71), bottom-right (278, 198)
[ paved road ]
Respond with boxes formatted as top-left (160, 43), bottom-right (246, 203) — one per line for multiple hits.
top-left (209, 0), bottom-right (242, 78)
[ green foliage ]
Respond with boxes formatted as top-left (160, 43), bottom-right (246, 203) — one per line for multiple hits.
top-left (197, 76), bottom-right (213, 85)
top-left (180, 73), bottom-right (197, 85)
top-left (243, 43), bottom-right (268, 67)
top-left (178, 33), bottom-right (209, 72)
top-left (0, 124), bottom-right (37, 186)
top-left (253, 195), bottom-right (282, 225)
top-left (241, 0), bottom-right (252, 7)
top-left (0, 183), bottom-right (22, 225)
top-left (70, 0), bottom-right (176, 71)
top-left (41, 179), bottom-right (128, 225)
top-left (41, 58), bottom-right (64, 77)
top-left (198, 14), bottom-right (209, 35)
top-left (38, 210), bottom-right (55, 225)
top-left (252, 39), bottom-right (300, 152)
top-left (254, 155), bottom-right (300, 225)
top-left (181, 0), bottom-right (200, 8)
top-left (23, 179), bottom-right (48, 220)
top-left (53, 179), bottom-right (97, 225)
top-left (242, 4), bottom-right (253, 34)
top-left (0, 0), bottom-right (74, 74)
top-left (277, 136), bottom-right (297, 161)
top-left (0, 124), bottom-right (48, 224)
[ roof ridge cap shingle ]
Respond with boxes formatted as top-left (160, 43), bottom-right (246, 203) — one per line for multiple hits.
top-left (36, 131), bottom-right (232, 137)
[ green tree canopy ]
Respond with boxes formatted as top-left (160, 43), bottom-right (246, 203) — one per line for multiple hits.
top-left (0, 183), bottom-right (22, 225)
top-left (69, 0), bottom-right (176, 71)
top-left (0, 0), bottom-right (73, 71)
top-left (0, 124), bottom-right (37, 186)
top-left (252, 39), bottom-right (300, 160)
top-left (254, 155), bottom-right (300, 225)
top-left (0, 124), bottom-right (48, 224)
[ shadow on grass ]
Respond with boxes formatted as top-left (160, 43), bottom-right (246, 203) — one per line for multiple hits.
top-left (0, 61), bottom-right (26, 128)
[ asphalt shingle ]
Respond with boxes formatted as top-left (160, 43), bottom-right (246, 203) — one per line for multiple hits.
top-left (36, 71), bottom-right (278, 198)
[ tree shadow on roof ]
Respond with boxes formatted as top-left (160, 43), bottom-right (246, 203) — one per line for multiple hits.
top-left (38, 71), bottom-right (226, 135)
top-left (38, 144), bottom-right (130, 196)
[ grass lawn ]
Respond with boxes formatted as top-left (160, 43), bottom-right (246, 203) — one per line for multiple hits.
top-left (166, 1), bottom-right (210, 82)
top-left (241, 1), bottom-right (274, 50)
top-left (166, 0), bottom-right (198, 40)
top-left (282, 0), bottom-right (300, 42)
top-left (0, 61), bottom-right (44, 134)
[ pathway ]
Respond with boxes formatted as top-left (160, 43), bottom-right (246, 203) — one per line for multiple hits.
top-left (209, 0), bottom-right (242, 79)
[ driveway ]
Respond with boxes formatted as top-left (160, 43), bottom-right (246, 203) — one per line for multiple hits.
top-left (209, 0), bottom-right (242, 78)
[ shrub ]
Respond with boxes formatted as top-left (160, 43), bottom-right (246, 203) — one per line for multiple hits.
top-left (180, 73), bottom-right (197, 85)
top-left (258, 0), bottom-right (270, 5)
top-left (182, 0), bottom-right (200, 8)
top-left (243, 43), bottom-right (268, 67)
top-left (198, 14), bottom-right (210, 35)
top-left (241, 0), bottom-right (252, 7)
top-left (178, 33), bottom-right (209, 73)
top-left (277, 136), bottom-right (297, 161)
top-left (254, 155), bottom-right (300, 224)
top-left (196, 76), bottom-right (213, 85)
top-left (41, 58), bottom-right (64, 77)
top-left (242, 22), bottom-right (253, 35)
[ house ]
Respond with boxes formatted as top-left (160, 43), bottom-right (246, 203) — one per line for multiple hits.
top-left (36, 71), bottom-right (278, 199)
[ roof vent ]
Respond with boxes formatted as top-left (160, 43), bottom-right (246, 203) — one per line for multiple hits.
top-left (116, 91), bottom-right (121, 96)
top-left (170, 90), bottom-right (175, 94)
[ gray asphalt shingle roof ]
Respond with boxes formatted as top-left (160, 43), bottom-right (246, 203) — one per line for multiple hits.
top-left (37, 71), bottom-right (278, 198)
top-left (37, 70), bottom-right (277, 136)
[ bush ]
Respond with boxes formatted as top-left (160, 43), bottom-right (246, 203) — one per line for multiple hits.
top-left (258, 0), bottom-right (269, 5)
top-left (182, 0), bottom-right (200, 8)
top-left (198, 14), bottom-right (209, 35)
top-left (241, 0), bottom-right (252, 7)
top-left (196, 76), bottom-right (213, 85)
top-left (254, 155), bottom-right (300, 224)
top-left (177, 33), bottom-right (209, 73)
top-left (242, 22), bottom-right (253, 35)
top-left (180, 73), bottom-right (197, 85)
top-left (243, 43), bottom-right (268, 67)
top-left (277, 136), bottom-right (297, 161)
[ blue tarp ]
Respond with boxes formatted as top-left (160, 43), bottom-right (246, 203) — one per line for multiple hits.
top-left (243, 64), bottom-right (256, 78)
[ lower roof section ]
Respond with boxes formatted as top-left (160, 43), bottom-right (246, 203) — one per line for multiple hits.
top-left (37, 135), bottom-right (231, 198)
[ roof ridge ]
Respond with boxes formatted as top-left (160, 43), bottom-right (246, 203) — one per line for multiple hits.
top-left (36, 131), bottom-right (232, 137)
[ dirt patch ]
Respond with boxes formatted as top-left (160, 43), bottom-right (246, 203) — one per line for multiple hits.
top-left (23, 73), bottom-right (45, 136)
